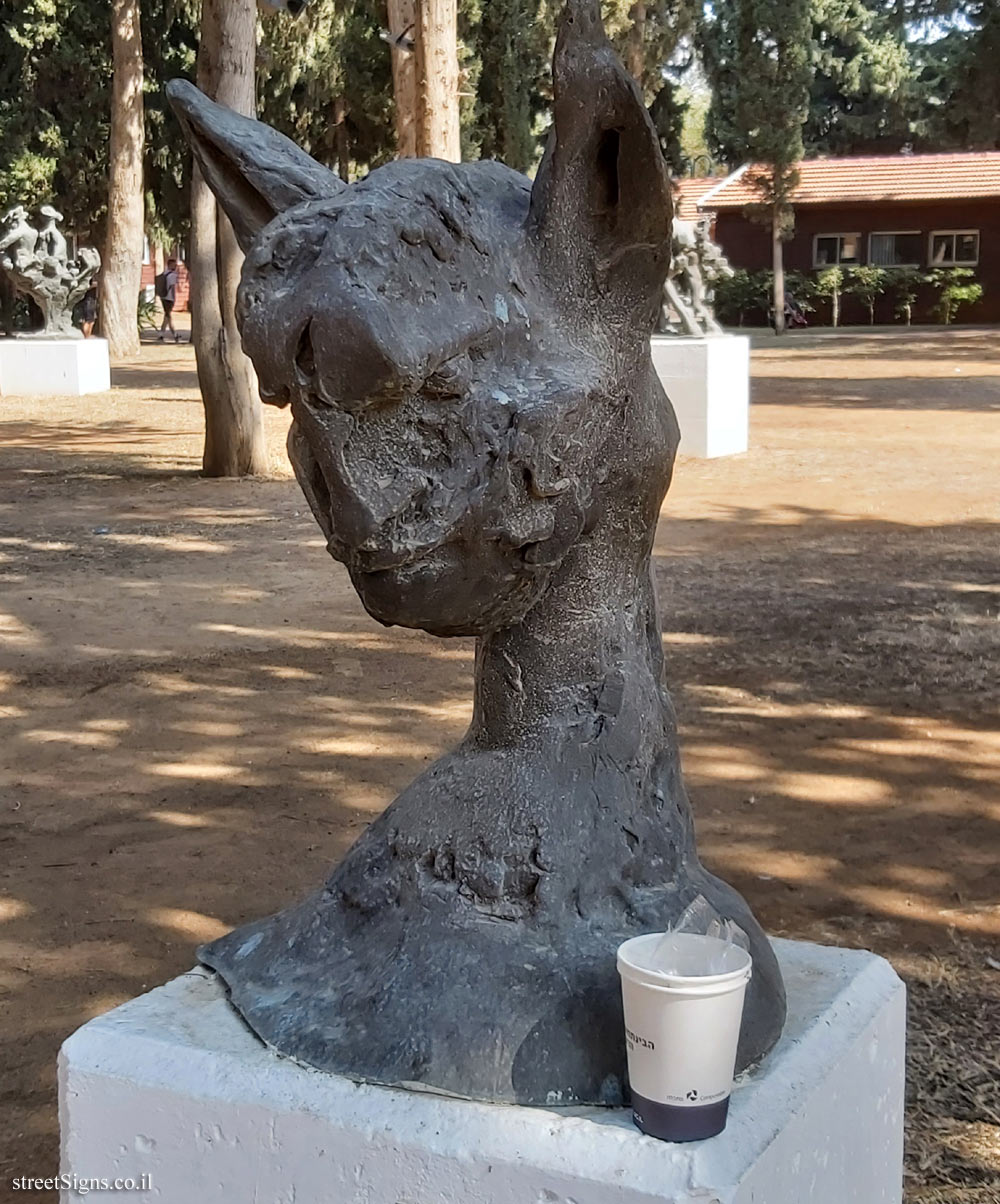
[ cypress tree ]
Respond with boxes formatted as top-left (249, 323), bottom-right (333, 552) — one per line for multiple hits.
top-left (473, 0), bottom-right (551, 171)
top-left (703, 0), bottom-right (813, 333)
top-left (807, 0), bottom-right (916, 153)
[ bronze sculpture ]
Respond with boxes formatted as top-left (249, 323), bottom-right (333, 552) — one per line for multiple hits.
top-left (167, 0), bottom-right (785, 1108)
top-left (659, 217), bottom-right (735, 337)
top-left (0, 205), bottom-right (100, 338)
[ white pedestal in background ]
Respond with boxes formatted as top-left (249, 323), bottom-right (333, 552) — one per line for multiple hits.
top-left (651, 334), bottom-right (750, 458)
top-left (59, 940), bottom-right (905, 1204)
top-left (0, 337), bottom-right (110, 397)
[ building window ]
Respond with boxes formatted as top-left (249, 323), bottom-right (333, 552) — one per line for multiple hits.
top-left (814, 233), bottom-right (861, 268)
top-left (869, 231), bottom-right (922, 267)
top-left (143, 236), bottom-right (151, 266)
top-left (929, 230), bottom-right (979, 267)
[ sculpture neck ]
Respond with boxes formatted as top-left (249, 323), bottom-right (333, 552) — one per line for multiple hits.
top-left (467, 529), bottom-right (668, 754)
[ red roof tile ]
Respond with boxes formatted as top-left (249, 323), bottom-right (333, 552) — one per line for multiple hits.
top-left (673, 176), bottom-right (723, 220)
top-left (700, 153), bottom-right (1000, 209)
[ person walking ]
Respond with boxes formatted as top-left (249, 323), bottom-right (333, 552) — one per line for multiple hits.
top-left (158, 257), bottom-right (180, 342)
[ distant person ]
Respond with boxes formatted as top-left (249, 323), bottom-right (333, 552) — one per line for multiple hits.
top-left (156, 257), bottom-right (181, 342)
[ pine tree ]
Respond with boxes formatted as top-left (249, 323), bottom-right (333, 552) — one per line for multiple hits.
top-left (473, 0), bottom-right (552, 171)
top-left (914, 2), bottom-right (1000, 149)
top-left (807, 0), bottom-right (916, 153)
top-left (258, 0), bottom-right (395, 179)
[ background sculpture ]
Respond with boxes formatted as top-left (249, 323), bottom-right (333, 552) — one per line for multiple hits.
top-left (659, 217), bottom-right (734, 337)
top-left (0, 205), bottom-right (101, 338)
top-left (167, 0), bottom-right (785, 1108)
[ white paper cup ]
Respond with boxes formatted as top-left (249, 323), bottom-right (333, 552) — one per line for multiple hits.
top-left (617, 932), bottom-right (752, 1141)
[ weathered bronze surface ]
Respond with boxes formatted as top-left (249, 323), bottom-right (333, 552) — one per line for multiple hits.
top-left (167, 0), bottom-right (785, 1106)
top-left (0, 205), bottom-right (100, 338)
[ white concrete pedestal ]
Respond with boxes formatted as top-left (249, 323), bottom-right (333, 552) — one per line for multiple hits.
top-left (0, 337), bottom-right (111, 396)
top-left (651, 334), bottom-right (750, 458)
top-left (59, 939), bottom-right (904, 1204)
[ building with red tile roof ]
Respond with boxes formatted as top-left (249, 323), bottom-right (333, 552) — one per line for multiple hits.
top-left (672, 176), bottom-right (724, 222)
top-left (698, 152), bottom-right (1000, 323)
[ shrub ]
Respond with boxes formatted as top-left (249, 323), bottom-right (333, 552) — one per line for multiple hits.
top-left (813, 266), bottom-right (845, 327)
top-left (925, 268), bottom-right (983, 325)
top-left (844, 266), bottom-right (889, 325)
top-left (887, 267), bottom-right (926, 326)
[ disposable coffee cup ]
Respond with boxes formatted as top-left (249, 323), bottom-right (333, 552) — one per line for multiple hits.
top-left (617, 932), bottom-right (752, 1142)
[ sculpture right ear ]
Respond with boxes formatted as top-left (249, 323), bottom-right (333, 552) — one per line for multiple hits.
top-left (166, 80), bottom-right (346, 252)
top-left (527, 0), bottom-right (672, 320)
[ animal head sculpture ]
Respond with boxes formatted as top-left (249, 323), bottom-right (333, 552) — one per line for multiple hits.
top-left (168, 0), bottom-right (673, 638)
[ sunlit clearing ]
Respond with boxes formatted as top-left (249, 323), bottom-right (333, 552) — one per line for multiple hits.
top-left (0, 611), bottom-right (42, 649)
top-left (147, 907), bottom-right (230, 942)
top-left (846, 885), bottom-right (1000, 936)
top-left (663, 632), bottom-right (726, 646)
top-left (82, 718), bottom-right (130, 733)
top-left (0, 897), bottom-right (30, 923)
top-left (886, 865), bottom-right (953, 889)
top-left (150, 761), bottom-right (243, 781)
top-left (262, 665), bottom-right (321, 681)
top-left (23, 728), bottom-right (122, 748)
top-left (102, 533), bottom-right (229, 554)
top-left (774, 771), bottom-right (890, 805)
top-left (303, 735), bottom-right (437, 758)
top-left (148, 809), bottom-right (212, 829)
top-left (84, 994), bottom-right (135, 1021)
top-left (171, 721), bottom-right (244, 738)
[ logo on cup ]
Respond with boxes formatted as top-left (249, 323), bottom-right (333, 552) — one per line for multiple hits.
top-left (686, 1089), bottom-right (699, 1101)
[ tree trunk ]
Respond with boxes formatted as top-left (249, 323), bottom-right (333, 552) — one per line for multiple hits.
top-left (772, 210), bottom-right (786, 336)
top-left (415, 0), bottom-right (460, 161)
top-left (102, 0), bottom-right (145, 360)
top-left (191, 0), bottom-right (268, 478)
top-left (388, 0), bottom-right (418, 158)
top-left (627, 3), bottom-right (647, 85)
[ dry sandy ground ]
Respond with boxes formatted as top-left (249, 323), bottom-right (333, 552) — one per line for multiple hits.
top-left (1, 328), bottom-right (998, 1202)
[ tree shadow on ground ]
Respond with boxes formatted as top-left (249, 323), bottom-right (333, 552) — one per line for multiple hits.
top-left (0, 453), bottom-right (997, 1200)
top-left (750, 328), bottom-right (1000, 364)
top-left (112, 362), bottom-right (201, 392)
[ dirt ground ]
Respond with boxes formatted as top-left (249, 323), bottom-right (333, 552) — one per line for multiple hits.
top-left (1, 327), bottom-right (998, 1202)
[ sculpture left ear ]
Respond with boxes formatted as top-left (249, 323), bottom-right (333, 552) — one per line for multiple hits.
top-left (528, 0), bottom-right (672, 320)
top-left (166, 80), bottom-right (346, 253)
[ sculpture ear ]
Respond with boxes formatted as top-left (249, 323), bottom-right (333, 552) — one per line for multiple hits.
top-left (528, 0), bottom-right (672, 318)
top-left (166, 80), bottom-right (346, 252)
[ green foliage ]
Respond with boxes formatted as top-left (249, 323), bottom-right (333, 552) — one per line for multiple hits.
top-left (807, 0), bottom-right (917, 153)
top-left (785, 270), bottom-right (817, 312)
top-left (911, 3), bottom-right (1000, 150)
top-left (702, 0), bottom-right (813, 236)
top-left (712, 268), bottom-right (772, 326)
top-left (137, 290), bottom-right (158, 331)
top-left (0, 0), bottom-right (198, 243)
top-left (701, 0), bottom-right (1000, 163)
top-left (0, 0), bottom-right (112, 232)
top-left (257, 1), bottom-right (393, 180)
top-left (813, 265), bottom-right (845, 325)
top-left (926, 268), bottom-right (983, 324)
top-left (844, 264), bottom-right (889, 323)
top-left (886, 266), bottom-right (926, 325)
top-left (813, 265), bottom-right (845, 297)
top-left (469, 0), bottom-right (553, 172)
